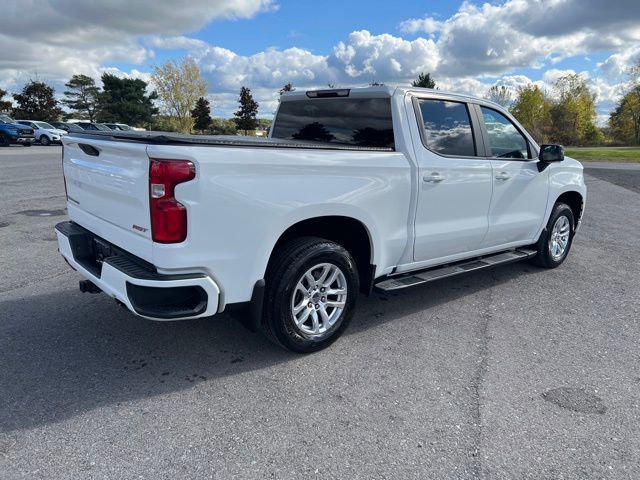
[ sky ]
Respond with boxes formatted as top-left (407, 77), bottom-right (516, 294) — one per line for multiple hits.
top-left (1, 0), bottom-right (639, 123)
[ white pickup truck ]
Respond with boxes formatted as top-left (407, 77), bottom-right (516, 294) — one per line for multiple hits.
top-left (56, 86), bottom-right (586, 352)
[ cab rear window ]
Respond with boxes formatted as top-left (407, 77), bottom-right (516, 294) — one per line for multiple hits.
top-left (271, 98), bottom-right (394, 149)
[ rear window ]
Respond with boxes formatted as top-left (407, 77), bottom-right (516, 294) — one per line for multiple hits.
top-left (271, 98), bottom-right (394, 149)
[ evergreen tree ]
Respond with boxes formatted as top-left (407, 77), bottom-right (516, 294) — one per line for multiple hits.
top-left (99, 74), bottom-right (158, 126)
top-left (412, 72), bottom-right (436, 89)
top-left (233, 86), bottom-right (259, 135)
top-left (63, 74), bottom-right (100, 121)
top-left (191, 97), bottom-right (212, 131)
top-left (12, 80), bottom-right (62, 121)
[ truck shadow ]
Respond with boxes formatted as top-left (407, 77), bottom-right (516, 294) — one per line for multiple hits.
top-left (0, 262), bottom-right (544, 433)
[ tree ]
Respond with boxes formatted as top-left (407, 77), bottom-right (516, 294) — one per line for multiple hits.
top-left (510, 85), bottom-right (553, 143)
top-left (99, 73), bottom-right (158, 126)
top-left (551, 74), bottom-right (599, 145)
top-left (191, 97), bottom-right (212, 131)
top-left (12, 81), bottom-right (62, 121)
top-left (234, 86), bottom-right (259, 135)
top-left (485, 85), bottom-right (512, 108)
top-left (62, 74), bottom-right (100, 121)
top-left (412, 72), bottom-right (436, 89)
top-left (0, 88), bottom-right (12, 113)
top-left (209, 118), bottom-right (237, 135)
top-left (609, 59), bottom-right (640, 145)
top-left (152, 57), bottom-right (207, 133)
top-left (279, 83), bottom-right (295, 95)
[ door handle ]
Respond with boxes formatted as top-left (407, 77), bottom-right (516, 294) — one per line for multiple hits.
top-left (423, 172), bottom-right (444, 183)
top-left (495, 171), bottom-right (511, 180)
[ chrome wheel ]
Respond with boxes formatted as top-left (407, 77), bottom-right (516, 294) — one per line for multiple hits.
top-left (549, 215), bottom-right (570, 260)
top-left (290, 263), bottom-right (347, 338)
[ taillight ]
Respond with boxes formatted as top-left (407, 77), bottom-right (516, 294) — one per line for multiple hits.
top-left (149, 159), bottom-right (196, 243)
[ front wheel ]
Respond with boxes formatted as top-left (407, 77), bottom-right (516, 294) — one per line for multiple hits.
top-left (39, 135), bottom-right (51, 146)
top-left (263, 237), bottom-right (359, 353)
top-left (531, 202), bottom-right (575, 268)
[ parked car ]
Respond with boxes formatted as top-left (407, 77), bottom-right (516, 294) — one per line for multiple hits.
top-left (103, 122), bottom-right (133, 131)
top-left (16, 120), bottom-right (67, 146)
top-left (72, 121), bottom-right (112, 132)
top-left (50, 121), bottom-right (85, 133)
top-left (55, 86), bottom-right (586, 353)
top-left (0, 114), bottom-right (35, 146)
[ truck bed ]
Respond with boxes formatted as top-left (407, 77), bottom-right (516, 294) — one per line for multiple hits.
top-left (67, 131), bottom-right (395, 152)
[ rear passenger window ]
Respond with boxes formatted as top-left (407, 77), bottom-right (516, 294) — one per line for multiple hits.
top-left (480, 107), bottom-right (530, 159)
top-left (417, 99), bottom-right (476, 157)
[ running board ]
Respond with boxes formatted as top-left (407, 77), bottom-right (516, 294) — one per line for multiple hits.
top-left (375, 249), bottom-right (537, 292)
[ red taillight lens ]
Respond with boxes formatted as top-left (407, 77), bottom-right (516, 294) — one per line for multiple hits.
top-left (149, 159), bottom-right (196, 243)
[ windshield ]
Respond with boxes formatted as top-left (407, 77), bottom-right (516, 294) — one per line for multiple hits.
top-left (0, 114), bottom-right (15, 124)
top-left (95, 123), bottom-right (112, 131)
top-left (35, 121), bottom-right (55, 129)
top-left (271, 97), bottom-right (394, 149)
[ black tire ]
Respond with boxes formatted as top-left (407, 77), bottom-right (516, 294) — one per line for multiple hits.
top-left (39, 135), bottom-right (51, 146)
top-left (531, 202), bottom-right (575, 268)
top-left (263, 237), bottom-right (359, 353)
top-left (0, 134), bottom-right (8, 147)
top-left (22, 142), bottom-right (32, 147)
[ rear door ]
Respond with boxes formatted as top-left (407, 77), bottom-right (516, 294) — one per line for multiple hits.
top-left (474, 105), bottom-right (549, 247)
top-left (411, 97), bottom-right (493, 262)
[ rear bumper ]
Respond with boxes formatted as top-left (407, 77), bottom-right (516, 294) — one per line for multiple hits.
top-left (55, 221), bottom-right (220, 320)
top-left (15, 136), bottom-right (35, 144)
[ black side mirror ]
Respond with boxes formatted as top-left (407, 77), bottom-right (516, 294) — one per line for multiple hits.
top-left (537, 144), bottom-right (564, 171)
top-left (539, 144), bottom-right (564, 162)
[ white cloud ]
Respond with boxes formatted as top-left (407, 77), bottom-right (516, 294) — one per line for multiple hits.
top-left (0, 0), bottom-right (275, 92)
top-left (398, 17), bottom-right (442, 35)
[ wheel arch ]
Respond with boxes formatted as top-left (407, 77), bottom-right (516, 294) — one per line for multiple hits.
top-left (268, 215), bottom-right (376, 295)
top-left (555, 191), bottom-right (584, 229)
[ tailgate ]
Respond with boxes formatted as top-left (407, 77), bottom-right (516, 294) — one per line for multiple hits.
top-left (63, 137), bottom-right (151, 242)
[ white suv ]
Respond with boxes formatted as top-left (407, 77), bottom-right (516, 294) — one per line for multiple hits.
top-left (16, 120), bottom-right (67, 146)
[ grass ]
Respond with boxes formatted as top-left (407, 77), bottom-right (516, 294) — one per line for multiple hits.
top-left (565, 146), bottom-right (640, 162)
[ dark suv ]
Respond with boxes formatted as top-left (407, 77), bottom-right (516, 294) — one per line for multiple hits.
top-left (0, 114), bottom-right (35, 146)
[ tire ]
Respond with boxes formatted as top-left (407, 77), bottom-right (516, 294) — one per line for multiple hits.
top-left (531, 202), bottom-right (575, 268)
top-left (263, 237), bottom-right (359, 353)
top-left (0, 134), bottom-right (8, 147)
top-left (22, 141), bottom-right (32, 147)
top-left (40, 135), bottom-right (51, 146)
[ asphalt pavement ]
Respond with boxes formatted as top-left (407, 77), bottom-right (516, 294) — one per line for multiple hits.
top-left (1, 146), bottom-right (639, 479)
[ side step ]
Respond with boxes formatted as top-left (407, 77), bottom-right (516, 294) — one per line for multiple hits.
top-left (375, 248), bottom-right (537, 292)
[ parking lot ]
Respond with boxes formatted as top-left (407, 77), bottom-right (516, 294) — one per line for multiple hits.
top-left (1, 145), bottom-right (639, 479)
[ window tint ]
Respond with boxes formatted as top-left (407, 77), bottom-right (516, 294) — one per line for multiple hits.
top-left (271, 98), bottom-right (394, 149)
top-left (417, 99), bottom-right (476, 156)
top-left (480, 107), bottom-right (529, 159)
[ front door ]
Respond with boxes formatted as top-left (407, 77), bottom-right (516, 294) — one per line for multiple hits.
top-left (412, 98), bottom-right (493, 262)
top-left (475, 105), bottom-right (549, 247)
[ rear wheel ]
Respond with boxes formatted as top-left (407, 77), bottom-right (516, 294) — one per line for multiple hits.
top-left (40, 135), bottom-right (51, 146)
top-left (0, 134), bottom-right (8, 147)
top-left (263, 237), bottom-right (359, 353)
top-left (22, 141), bottom-right (32, 147)
top-left (531, 202), bottom-right (575, 268)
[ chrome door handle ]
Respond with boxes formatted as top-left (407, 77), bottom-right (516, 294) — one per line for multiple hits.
top-left (495, 171), bottom-right (511, 180)
top-left (423, 172), bottom-right (444, 183)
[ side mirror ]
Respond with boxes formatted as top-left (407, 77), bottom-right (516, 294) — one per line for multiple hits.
top-left (537, 144), bottom-right (564, 171)
top-left (538, 144), bottom-right (564, 163)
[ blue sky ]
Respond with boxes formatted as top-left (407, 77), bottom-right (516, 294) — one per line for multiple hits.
top-left (2, 0), bottom-right (639, 121)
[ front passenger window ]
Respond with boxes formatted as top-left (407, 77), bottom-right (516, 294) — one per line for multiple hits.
top-left (480, 107), bottom-right (530, 159)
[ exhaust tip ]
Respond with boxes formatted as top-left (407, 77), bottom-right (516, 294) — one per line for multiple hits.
top-left (79, 279), bottom-right (101, 294)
